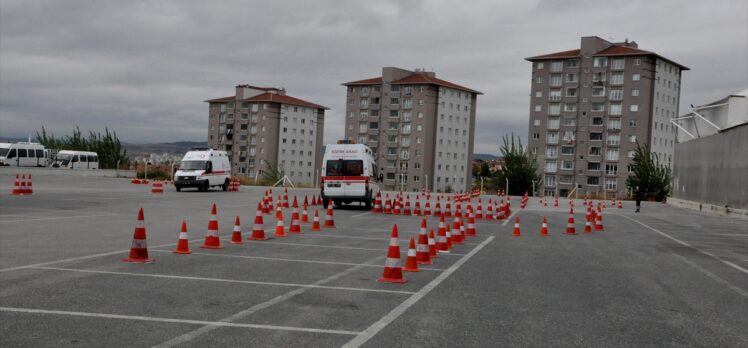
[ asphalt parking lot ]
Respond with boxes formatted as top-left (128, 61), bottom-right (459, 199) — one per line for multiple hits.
top-left (1, 171), bottom-right (746, 347)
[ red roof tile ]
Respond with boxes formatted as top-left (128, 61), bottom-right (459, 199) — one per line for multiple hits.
top-left (525, 49), bottom-right (581, 60)
top-left (390, 74), bottom-right (482, 95)
top-left (342, 77), bottom-right (384, 85)
top-left (244, 93), bottom-right (329, 110)
top-left (594, 45), bottom-right (652, 56)
top-left (205, 95), bottom-right (235, 103)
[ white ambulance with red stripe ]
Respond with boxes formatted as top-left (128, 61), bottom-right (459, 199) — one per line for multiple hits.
top-left (174, 148), bottom-right (231, 192)
top-left (321, 141), bottom-right (381, 209)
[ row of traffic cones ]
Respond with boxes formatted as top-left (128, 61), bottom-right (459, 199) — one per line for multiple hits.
top-left (124, 200), bottom-right (337, 262)
top-left (507, 207), bottom-right (605, 237)
top-left (380, 214), bottom-right (479, 283)
top-left (10, 174), bottom-right (33, 195)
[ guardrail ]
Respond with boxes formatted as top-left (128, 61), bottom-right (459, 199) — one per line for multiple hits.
top-left (0, 166), bottom-right (136, 178)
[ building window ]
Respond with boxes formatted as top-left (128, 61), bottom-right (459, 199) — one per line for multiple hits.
top-left (631, 89), bottom-right (640, 97)
top-left (565, 73), bottom-right (578, 83)
top-left (545, 175), bottom-right (557, 187)
top-left (608, 119), bottom-right (621, 130)
top-left (369, 122), bottom-right (379, 130)
top-left (629, 135), bottom-right (637, 143)
top-left (588, 162), bottom-right (601, 171)
top-left (629, 120), bottom-right (637, 127)
top-left (547, 118), bottom-right (560, 129)
top-left (545, 161), bottom-right (557, 173)
top-left (587, 176), bottom-right (600, 186)
top-left (561, 160), bottom-right (574, 170)
top-left (593, 57), bottom-right (608, 67)
top-left (546, 145), bottom-right (558, 159)
top-left (609, 88), bottom-right (623, 100)
top-left (606, 164), bottom-right (618, 175)
top-left (566, 87), bottom-right (577, 97)
top-left (611, 58), bottom-right (625, 70)
top-left (534, 105), bottom-right (541, 112)
top-left (609, 103), bottom-right (623, 116)
top-left (591, 102), bottom-right (605, 112)
top-left (359, 124), bottom-right (368, 133)
top-left (390, 97), bottom-right (399, 105)
top-left (550, 74), bottom-right (562, 86)
top-left (630, 104), bottom-right (639, 112)
top-left (605, 179), bottom-right (617, 190)
top-left (589, 147), bottom-right (601, 156)
top-left (536, 62), bottom-right (544, 69)
top-left (606, 148), bottom-right (619, 161)
top-left (563, 118), bottom-right (576, 126)
top-left (564, 103), bottom-right (577, 112)
top-left (592, 117), bottom-right (604, 126)
top-left (634, 58), bottom-right (641, 65)
top-left (549, 89), bottom-right (562, 101)
top-left (535, 91), bottom-right (542, 98)
top-left (632, 74), bottom-right (641, 81)
top-left (590, 132), bottom-right (603, 141)
top-left (389, 110), bottom-right (398, 117)
top-left (628, 150), bottom-right (636, 158)
top-left (610, 72), bottom-right (624, 85)
top-left (548, 104), bottom-right (561, 115)
top-left (550, 61), bottom-right (563, 72)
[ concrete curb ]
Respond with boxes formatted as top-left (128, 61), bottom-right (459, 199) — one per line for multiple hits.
top-left (0, 166), bottom-right (136, 178)
top-left (668, 197), bottom-right (748, 220)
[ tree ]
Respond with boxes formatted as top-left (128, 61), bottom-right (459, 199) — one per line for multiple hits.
top-left (626, 143), bottom-right (671, 201)
top-left (36, 126), bottom-right (130, 169)
top-left (479, 162), bottom-right (491, 178)
top-left (492, 134), bottom-right (539, 196)
top-left (260, 160), bottom-right (285, 184)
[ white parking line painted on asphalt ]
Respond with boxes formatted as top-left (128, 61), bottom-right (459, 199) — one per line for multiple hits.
top-left (0, 213), bottom-right (119, 223)
top-left (350, 211), bottom-right (372, 218)
top-left (148, 249), bottom-right (446, 272)
top-left (152, 254), bottom-right (385, 347)
top-left (668, 252), bottom-right (747, 297)
top-left (294, 233), bottom-right (480, 246)
top-left (617, 214), bottom-right (748, 276)
top-left (253, 240), bottom-right (465, 255)
top-left (0, 307), bottom-right (360, 335)
top-left (501, 211), bottom-right (517, 226)
top-left (33, 266), bottom-right (417, 295)
top-left (341, 236), bottom-right (495, 348)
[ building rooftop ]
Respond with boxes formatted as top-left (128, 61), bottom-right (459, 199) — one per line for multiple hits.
top-left (205, 91), bottom-right (329, 110)
top-left (525, 37), bottom-right (689, 70)
top-left (342, 71), bottom-right (482, 95)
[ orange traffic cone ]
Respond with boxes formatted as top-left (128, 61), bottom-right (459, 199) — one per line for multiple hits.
top-left (618, 200), bottom-right (623, 209)
top-left (584, 218), bottom-right (593, 233)
top-left (122, 208), bottom-right (154, 263)
top-left (301, 203), bottom-right (310, 223)
top-left (595, 209), bottom-right (605, 231)
top-left (403, 237), bottom-right (420, 272)
top-left (201, 203), bottom-right (223, 249)
top-left (289, 208), bottom-right (302, 234)
top-left (151, 180), bottom-right (163, 194)
top-left (444, 218), bottom-right (453, 250)
top-left (323, 200), bottom-right (335, 228)
top-left (19, 175), bottom-right (28, 195)
top-left (416, 219), bottom-right (432, 265)
top-left (424, 200), bottom-right (432, 216)
top-left (25, 174), bottom-right (34, 194)
top-left (230, 215), bottom-right (243, 244)
top-left (565, 210), bottom-right (577, 235)
top-left (540, 217), bottom-right (549, 236)
top-left (428, 228), bottom-right (438, 259)
top-left (249, 203), bottom-right (267, 240)
top-left (436, 216), bottom-right (449, 253)
top-left (465, 213), bottom-right (477, 237)
top-left (11, 174), bottom-right (22, 195)
top-left (275, 211), bottom-right (286, 237)
top-left (311, 210), bottom-right (321, 231)
top-left (173, 220), bottom-right (192, 254)
top-left (373, 192), bottom-right (383, 213)
top-left (378, 225), bottom-right (407, 283)
top-left (451, 217), bottom-right (464, 245)
top-left (512, 216), bottom-right (521, 237)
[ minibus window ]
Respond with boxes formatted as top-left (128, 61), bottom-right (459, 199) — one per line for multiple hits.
top-left (28, 149), bottom-right (35, 158)
top-left (326, 160), bottom-right (343, 176)
top-left (18, 149), bottom-right (27, 157)
top-left (0, 148), bottom-right (8, 157)
top-left (36, 150), bottom-right (44, 158)
top-left (91, 155), bottom-right (98, 162)
top-left (7, 149), bottom-right (15, 158)
top-left (343, 160), bottom-right (363, 176)
top-left (72, 155), bottom-right (79, 162)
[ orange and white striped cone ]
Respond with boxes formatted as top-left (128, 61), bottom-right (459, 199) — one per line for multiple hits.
top-left (19, 175), bottom-right (28, 195)
top-left (584, 217), bottom-right (593, 233)
top-left (275, 211), bottom-right (286, 237)
top-left (618, 200), bottom-right (623, 209)
top-left (275, 202), bottom-right (283, 219)
top-left (476, 201), bottom-right (483, 219)
top-left (424, 200), bottom-right (432, 216)
top-left (378, 224), bottom-right (407, 283)
top-left (311, 210), bottom-right (321, 231)
top-left (384, 196), bottom-right (392, 214)
top-left (249, 203), bottom-right (267, 240)
top-left (554, 195), bottom-right (559, 208)
top-left (416, 219), bottom-right (432, 265)
top-left (11, 174), bottom-right (22, 195)
top-left (202, 203), bottom-right (223, 249)
top-left (267, 194), bottom-right (274, 212)
top-left (323, 200), bottom-right (335, 228)
top-left (414, 200), bottom-right (422, 216)
top-left (595, 208), bottom-right (605, 231)
top-left (436, 216), bottom-right (449, 253)
top-left (451, 217), bottom-right (463, 245)
top-left (444, 202), bottom-right (452, 218)
top-left (173, 220), bottom-right (192, 254)
top-left (565, 210), bottom-right (577, 235)
top-left (403, 199), bottom-right (412, 215)
top-left (403, 237), bottom-right (420, 272)
top-left (151, 181), bottom-right (163, 194)
top-left (283, 193), bottom-right (289, 208)
top-left (428, 228), bottom-right (438, 259)
top-left (433, 200), bottom-right (442, 217)
top-left (230, 215), bottom-right (243, 244)
top-left (455, 202), bottom-right (463, 218)
top-left (486, 200), bottom-right (494, 221)
top-left (123, 208), bottom-right (154, 263)
top-left (540, 217), bottom-right (549, 236)
top-left (289, 208), bottom-right (302, 233)
top-left (311, 195), bottom-right (317, 206)
top-left (25, 174), bottom-right (33, 194)
top-left (466, 213), bottom-right (477, 237)
top-left (292, 195), bottom-right (299, 209)
top-left (445, 220), bottom-right (453, 250)
top-left (393, 199), bottom-right (401, 215)
top-left (459, 219), bottom-right (467, 242)
top-left (373, 192), bottom-right (383, 213)
top-left (512, 216), bottom-right (521, 237)
top-left (301, 203), bottom-right (310, 223)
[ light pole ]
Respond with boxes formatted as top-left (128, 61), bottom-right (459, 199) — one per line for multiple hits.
top-left (424, 174), bottom-right (428, 192)
top-left (480, 177), bottom-right (484, 195)
top-left (505, 178), bottom-right (509, 197)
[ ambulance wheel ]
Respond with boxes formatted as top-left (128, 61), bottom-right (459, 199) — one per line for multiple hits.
top-left (365, 198), bottom-right (372, 209)
top-left (200, 180), bottom-right (209, 192)
top-left (175, 186), bottom-right (181, 192)
top-left (322, 197), bottom-right (329, 209)
top-left (222, 179), bottom-right (229, 191)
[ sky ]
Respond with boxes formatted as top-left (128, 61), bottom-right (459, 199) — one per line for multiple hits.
top-left (1, 0), bottom-right (746, 155)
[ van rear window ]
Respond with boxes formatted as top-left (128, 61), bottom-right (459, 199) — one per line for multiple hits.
top-left (326, 160), bottom-right (363, 176)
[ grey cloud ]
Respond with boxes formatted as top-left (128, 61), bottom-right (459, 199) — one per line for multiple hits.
top-left (1, 0), bottom-right (746, 153)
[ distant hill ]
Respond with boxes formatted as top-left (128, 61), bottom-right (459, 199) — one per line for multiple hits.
top-left (474, 153), bottom-right (501, 161)
top-left (124, 141), bottom-right (207, 157)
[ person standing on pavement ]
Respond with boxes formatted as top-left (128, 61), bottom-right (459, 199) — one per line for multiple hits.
top-left (635, 186), bottom-right (643, 213)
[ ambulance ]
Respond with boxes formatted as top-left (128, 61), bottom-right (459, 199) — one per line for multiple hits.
top-left (174, 148), bottom-right (231, 192)
top-left (320, 141), bottom-right (381, 209)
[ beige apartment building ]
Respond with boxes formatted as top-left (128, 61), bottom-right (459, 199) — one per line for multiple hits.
top-left (343, 67), bottom-right (481, 192)
top-left (526, 36), bottom-right (688, 198)
top-left (206, 85), bottom-right (328, 184)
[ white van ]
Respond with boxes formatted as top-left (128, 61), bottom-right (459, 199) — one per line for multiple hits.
top-left (174, 148), bottom-right (231, 192)
top-left (320, 141), bottom-right (381, 209)
top-left (0, 142), bottom-right (48, 167)
top-left (51, 150), bottom-right (99, 169)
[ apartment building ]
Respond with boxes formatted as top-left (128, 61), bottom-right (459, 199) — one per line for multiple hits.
top-left (526, 36), bottom-right (688, 198)
top-left (342, 67), bottom-right (481, 192)
top-left (206, 85), bottom-right (328, 184)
